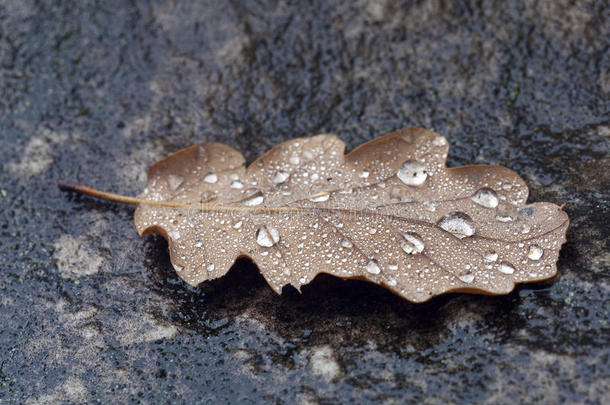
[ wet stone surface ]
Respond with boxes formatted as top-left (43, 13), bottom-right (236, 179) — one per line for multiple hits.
top-left (0, 1), bottom-right (608, 403)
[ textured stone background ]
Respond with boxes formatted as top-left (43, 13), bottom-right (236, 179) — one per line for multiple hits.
top-left (1, 0), bottom-right (609, 403)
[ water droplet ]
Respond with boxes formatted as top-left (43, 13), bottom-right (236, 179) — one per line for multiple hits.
top-left (230, 180), bottom-right (244, 189)
top-left (388, 278), bottom-right (397, 286)
top-left (388, 263), bottom-right (398, 271)
top-left (168, 230), bottom-right (180, 240)
top-left (341, 238), bottom-right (353, 248)
top-left (433, 135), bottom-right (447, 146)
top-left (172, 263), bottom-right (183, 272)
top-left (437, 212), bottom-right (475, 238)
top-left (458, 273), bottom-right (475, 283)
top-left (483, 251), bottom-right (498, 262)
top-left (359, 170), bottom-right (370, 179)
top-left (521, 224), bottom-right (531, 234)
top-left (167, 174), bottom-right (184, 191)
top-left (289, 156), bottom-right (300, 165)
top-left (527, 245), bottom-right (543, 261)
top-left (495, 213), bottom-right (514, 222)
top-left (207, 263), bottom-right (215, 272)
top-left (310, 173), bottom-right (319, 181)
top-left (273, 171), bottom-right (289, 184)
top-left (471, 188), bottom-right (499, 208)
top-left (203, 173), bottom-right (218, 184)
top-left (400, 232), bottom-right (425, 254)
top-left (366, 260), bottom-right (381, 274)
top-left (256, 226), bottom-right (280, 247)
top-left (368, 228), bottom-right (377, 235)
top-left (498, 261), bottom-right (515, 274)
top-left (397, 160), bottom-right (427, 186)
top-left (233, 221), bottom-right (243, 229)
top-left (243, 190), bottom-right (264, 206)
top-left (309, 192), bottom-right (330, 202)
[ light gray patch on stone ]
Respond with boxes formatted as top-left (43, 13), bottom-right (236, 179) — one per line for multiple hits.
top-left (52, 234), bottom-right (104, 280)
top-left (310, 345), bottom-right (341, 382)
top-left (8, 129), bottom-right (68, 177)
top-left (27, 377), bottom-right (87, 405)
top-left (116, 313), bottom-right (178, 346)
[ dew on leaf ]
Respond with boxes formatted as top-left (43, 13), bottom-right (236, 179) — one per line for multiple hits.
top-left (471, 187), bottom-right (499, 208)
top-left (397, 160), bottom-right (427, 186)
top-left (483, 251), bottom-right (498, 262)
top-left (437, 212), bottom-right (475, 238)
top-left (273, 171), bottom-right (290, 184)
top-left (203, 173), bottom-right (218, 184)
top-left (366, 260), bottom-right (381, 274)
top-left (527, 245), bottom-right (543, 261)
top-left (230, 180), bottom-right (244, 189)
top-left (400, 232), bottom-right (425, 254)
top-left (341, 238), bottom-right (353, 248)
top-left (498, 261), bottom-right (516, 274)
top-left (256, 226), bottom-right (280, 247)
top-left (243, 190), bottom-right (264, 206)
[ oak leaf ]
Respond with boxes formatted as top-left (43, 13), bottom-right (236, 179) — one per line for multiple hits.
top-left (60, 128), bottom-right (569, 302)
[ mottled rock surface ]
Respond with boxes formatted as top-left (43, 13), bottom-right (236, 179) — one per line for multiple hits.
top-left (0, 0), bottom-right (608, 403)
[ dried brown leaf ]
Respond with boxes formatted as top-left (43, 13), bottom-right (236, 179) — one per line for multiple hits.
top-left (62, 127), bottom-right (569, 302)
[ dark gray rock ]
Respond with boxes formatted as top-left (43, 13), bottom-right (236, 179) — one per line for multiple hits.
top-left (0, 0), bottom-right (608, 403)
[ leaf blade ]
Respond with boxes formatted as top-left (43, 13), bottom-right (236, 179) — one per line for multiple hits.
top-left (134, 127), bottom-right (569, 302)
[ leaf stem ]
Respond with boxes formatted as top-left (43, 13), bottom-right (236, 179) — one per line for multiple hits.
top-left (57, 180), bottom-right (187, 208)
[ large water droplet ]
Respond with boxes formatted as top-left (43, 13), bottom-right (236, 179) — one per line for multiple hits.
top-left (495, 212), bottom-right (515, 222)
top-left (471, 188), bottom-right (499, 208)
top-left (341, 238), bottom-right (353, 248)
top-left (400, 232), bottom-right (425, 254)
top-left (458, 273), bottom-right (475, 283)
top-left (498, 261), bottom-right (515, 274)
top-left (309, 192), bottom-right (330, 202)
top-left (167, 174), bottom-right (184, 191)
top-left (172, 263), bottom-right (183, 272)
top-left (230, 180), bottom-right (244, 189)
top-left (483, 251), bottom-right (498, 262)
top-left (289, 156), bottom-right (300, 165)
top-left (256, 226), bottom-right (280, 247)
top-left (203, 172), bottom-right (218, 184)
top-left (359, 170), bottom-right (370, 179)
top-left (243, 190), bottom-right (264, 206)
top-left (527, 245), bottom-right (543, 261)
top-left (437, 212), bottom-right (475, 238)
top-left (397, 160), bottom-right (427, 186)
top-left (273, 171), bottom-right (290, 184)
top-left (433, 135), bottom-right (447, 146)
top-left (366, 260), bottom-right (381, 274)
top-left (207, 263), bottom-right (215, 272)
